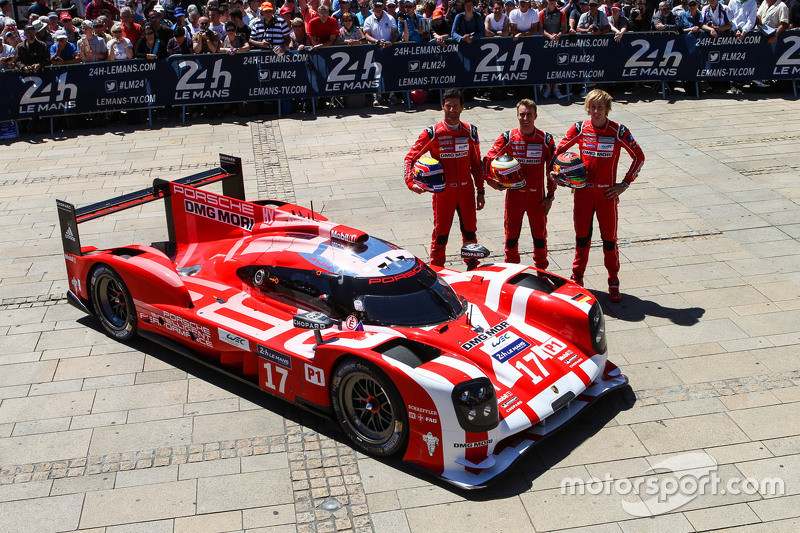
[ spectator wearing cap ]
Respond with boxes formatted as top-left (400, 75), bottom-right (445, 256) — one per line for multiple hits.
top-left (119, 7), bottom-right (143, 47)
top-left (172, 7), bottom-right (189, 30)
top-left (249, 2), bottom-right (290, 50)
top-left (363, 0), bottom-right (397, 47)
top-left (15, 24), bottom-right (50, 74)
top-left (95, 16), bottom-right (112, 41)
top-left (510, 0), bottom-right (540, 39)
top-left (59, 13), bottom-right (81, 44)
top-left (627, 0), bottom-right (649, 30)
top-left (79, 20), bottom-right (108, 61)
top-left (107, 23), bottom-right (134, 59)
top-left (27, 0), bottom-right (51, 20)
top-left (192, 16), bottom-right (220, 52)
top-left (577, 0), bottom-right (610, 32)
top-left (539, 0), bottom-right (566, 40)
top-left (220, 20), bottom-right (251, 52)
top-left (504, 0), bottom-right (515, 17)
top-left (332, 0), bottom-right (352, 24)
top-left (32, 16), bottom-right (54, 48)
top-left (608, 2), bottom-right (629, 40)
top-left (85, 0), bottom-right (120, 21)
top-left (50, 28), bottom-right (79, 63)
top-left (398, 0), bottom-right (427, 41)
top-left (677, 0), bottom-right (702, 33)
top-left (280, 0), bottom-right (302, 22)
top-left (568, 0), bottom-right (589, 33)
top-left (385, 0), bottom-right (400, 23)
top-left (308, 4), bottom-right (340, 45)
top-left (229, 8), bottom-right (252, 39)
top-left (356, 0), bottom-right (373, 25)
top-left (430, 5), bottom-right (451, 44)
top-left (652, 1), bottom-right (679, 31)
top-left (451, 0), bottom-right (484, 41)
top-left (485, 0), bottom-right (510, 36)
top-left (166, 25), bottom-right (192, 54)
top-left (45, 13), bottom-right (61, 34)
top-left (135, 23), bottom-right (167, 58)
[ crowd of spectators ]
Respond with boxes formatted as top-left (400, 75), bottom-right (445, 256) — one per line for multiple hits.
top-left (1, 0), bottom-right (799, 99)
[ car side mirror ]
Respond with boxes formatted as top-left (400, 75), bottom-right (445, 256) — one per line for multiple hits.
top-left (293, 311), bottom-right (333, 346)
top-left (461, 243), bottom-right (490, 271)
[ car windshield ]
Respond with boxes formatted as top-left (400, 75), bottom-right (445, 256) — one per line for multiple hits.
top-left (354, 262), bottom-right (465, 327)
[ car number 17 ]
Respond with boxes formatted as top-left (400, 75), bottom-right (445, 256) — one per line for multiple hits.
top-left (263, 362), bottom-right (288, 394)
top-left (514, 338), bottom-right (567, 385)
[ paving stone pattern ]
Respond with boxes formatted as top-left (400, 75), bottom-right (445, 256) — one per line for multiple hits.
top-left (0, 94), bottom-right (799, 532)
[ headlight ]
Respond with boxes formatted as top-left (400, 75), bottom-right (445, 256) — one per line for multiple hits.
top-left (451, 378), bottom-right (499, 432)
top-left (589, 302), bottom-right (607, 354)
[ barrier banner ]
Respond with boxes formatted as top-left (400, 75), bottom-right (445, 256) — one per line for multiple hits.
top-left (1, 31), bottom-right (798, 120)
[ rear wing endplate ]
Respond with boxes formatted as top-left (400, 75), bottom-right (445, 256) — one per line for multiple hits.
top-left (56, 154), bottom-right (244, 257)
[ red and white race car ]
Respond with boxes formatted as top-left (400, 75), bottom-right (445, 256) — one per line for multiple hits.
top-left (56, 155), bottom-right (627, 489)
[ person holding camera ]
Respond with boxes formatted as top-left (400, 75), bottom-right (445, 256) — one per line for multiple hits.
top-left (50, 29), bottom-right (80, 64)
top-left (398, 0), bottom-right (427, 42)
top-left (577, 0), bottom-right (610, 33)
top-left (192, 16), bottom-right (221, 52)
top-left (627, 0), bottom-right (650, 31)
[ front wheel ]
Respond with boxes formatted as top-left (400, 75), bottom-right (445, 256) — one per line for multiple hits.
top-left (89, 265), bottom-right (137, 341)
top-left (331, 358), bottom-right (408, 457)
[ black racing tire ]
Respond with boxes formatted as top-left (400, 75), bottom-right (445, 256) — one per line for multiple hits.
top-left (331, 358), bottom-right (409, 457)
top-left (89, 265), bottom-right (137, 341)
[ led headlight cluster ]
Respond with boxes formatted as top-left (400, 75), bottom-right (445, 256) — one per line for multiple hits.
top-left (589, 302), bottom-right (607, 355)
top-left (451, 377), bottom-right (499, 432)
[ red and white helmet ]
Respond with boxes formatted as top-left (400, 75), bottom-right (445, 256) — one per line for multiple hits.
top-left (412, 157), bottom-right (445, 193)
top-left (553, 152), bottom-right (587, 189)
top-left (489, 155), bottom-right (525, 190)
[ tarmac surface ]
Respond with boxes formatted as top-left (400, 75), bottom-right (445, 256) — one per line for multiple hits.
top-left (1, 91), bottom-right (799, 533)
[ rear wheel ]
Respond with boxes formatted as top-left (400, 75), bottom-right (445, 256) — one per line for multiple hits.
top-left (90, 265), bottom-right (137, 341)
top-left (331, 358), bottom-right (408, 457)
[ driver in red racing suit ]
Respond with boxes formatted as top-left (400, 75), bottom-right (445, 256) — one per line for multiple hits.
top-left (551, 89), bottom-right (645, 302)
top-left (405, 88), bottom-right (485, 267)
top-left (483, 99), bottom-right (557, 268)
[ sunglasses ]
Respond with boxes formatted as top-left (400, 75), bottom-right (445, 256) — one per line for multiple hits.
top-left (112, 29), bottom-right (122, 32)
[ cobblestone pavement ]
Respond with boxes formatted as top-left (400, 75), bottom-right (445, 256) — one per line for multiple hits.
top-left (1, 92), bottom-right (799, 533)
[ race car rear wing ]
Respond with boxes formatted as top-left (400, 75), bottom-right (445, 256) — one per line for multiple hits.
top-left (56, 154), bottom-right (244, 257)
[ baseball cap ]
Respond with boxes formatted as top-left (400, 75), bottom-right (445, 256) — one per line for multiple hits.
top-left (386, 0), bottom-right (397, 5)
top-left (59, 12), bottom-right (72, 20)
top-left (31, 19), bottom-right (47, 32)
top-left (55, 29), bottom-right (68, 39)
top-left (431, 5), bottom-right (442, 17)
top-left (260, 1), bottom-right (274, 10)
top-left (687, 0), bottom-right (697, 4)
top-left (588, 0), bottom-right (599, 5)
top-left (373, 0), bottom-right (385, 6)
top-left (611, 2), bottom-right (621, 7)
top-left (153, 4), bottom-right (165, 12)
top-left (174, 7), bottom-right (186, 16)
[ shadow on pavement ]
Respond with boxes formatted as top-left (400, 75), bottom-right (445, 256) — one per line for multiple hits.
top-left (592, 290), bottom-right (705, 326)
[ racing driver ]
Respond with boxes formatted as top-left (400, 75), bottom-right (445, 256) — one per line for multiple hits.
top-left (484, 98), bottom-right (557, 268)
top-left (404, 88), bottom-right (485, 267)
top-left (550, 89), bottom-right (645, 302)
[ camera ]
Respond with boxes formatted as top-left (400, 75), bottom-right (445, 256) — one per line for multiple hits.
top-left (205, 29), bottom-right (215, 38)
top-left (631, 8), bottom-right (640, 16)
top-left (397, 11), bottom-right (408, 19)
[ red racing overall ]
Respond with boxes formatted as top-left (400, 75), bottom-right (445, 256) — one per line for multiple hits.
top-left (484, 127), bottom-right (556, 268)
top-left (554, 119), bottom-right (645, 282)
top-left (405, 121), bottom-right (484, 266)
